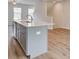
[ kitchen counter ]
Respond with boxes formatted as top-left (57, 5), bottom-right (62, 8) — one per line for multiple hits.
top-left (14, 20), bottom-right (53, 27)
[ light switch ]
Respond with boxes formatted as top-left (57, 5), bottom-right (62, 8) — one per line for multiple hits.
top-left (36, 31), bottom-right (41, 35)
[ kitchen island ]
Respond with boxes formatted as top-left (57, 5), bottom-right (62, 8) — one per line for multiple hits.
top-left (13, 20), bottom-right (52, 59)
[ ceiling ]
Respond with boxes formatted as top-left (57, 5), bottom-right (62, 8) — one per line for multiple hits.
top-left (8, 0), bottom-right (69, 4)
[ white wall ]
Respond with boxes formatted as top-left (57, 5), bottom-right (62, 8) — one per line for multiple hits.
top-left (47, 0), bottom-right (70, 29)
top-left (53, 0), bottom-right (70, 29)
top-left (8, 1), bottom-right (52, 21)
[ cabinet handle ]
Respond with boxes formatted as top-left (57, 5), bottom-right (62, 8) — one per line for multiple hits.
top-left (36, 31), bottom-right (41, 35)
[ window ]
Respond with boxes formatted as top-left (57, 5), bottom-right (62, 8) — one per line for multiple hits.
top-left (27, 8), bottom-right (35, 20)
top-left (28, 8), bottom-right (34, 16)
top-left (14, 8), bottom-right (21, 20)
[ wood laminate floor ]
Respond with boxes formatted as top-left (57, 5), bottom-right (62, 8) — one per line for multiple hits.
top-left (8, 28), bottom-right (70, 59)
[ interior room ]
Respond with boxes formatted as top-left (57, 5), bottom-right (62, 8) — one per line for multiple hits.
top-left (8, 0), bottom-right (70, 59)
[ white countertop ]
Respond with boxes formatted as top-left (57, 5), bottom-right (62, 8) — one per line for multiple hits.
top-left (14, 20), bottom-right (53, 27)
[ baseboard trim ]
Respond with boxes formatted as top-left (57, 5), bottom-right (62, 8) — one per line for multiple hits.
top-left (53, 25), bottom-right (70, 30)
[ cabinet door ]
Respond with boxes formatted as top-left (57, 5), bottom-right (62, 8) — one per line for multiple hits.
top-left (19, 25), bottom-right (26, 51)
top-left (16, 23), bottom-right (20, 40)
top-left (27, 26), bottom-right (48, 58)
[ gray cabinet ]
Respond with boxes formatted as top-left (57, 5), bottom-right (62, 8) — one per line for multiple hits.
top-left (27, 26), bottom-right (48, 58)
top-left (14, 22), bottom-right (48, 59)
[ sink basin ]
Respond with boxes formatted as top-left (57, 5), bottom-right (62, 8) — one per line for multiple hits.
top-left (19, 20), bottom-right (32, 26)
top-left (20, 20), bottom-right (32, 23)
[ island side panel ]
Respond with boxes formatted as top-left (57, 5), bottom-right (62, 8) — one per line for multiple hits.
top-left (19, 24), bottom-right (27, 52)
top-left (27, 26), bottom-right (48, 58)
top-left (14, 22), bottom-right (27, 53)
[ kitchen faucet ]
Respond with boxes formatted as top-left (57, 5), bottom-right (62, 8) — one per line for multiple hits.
top-left (25, 15), bottom-right (33, 23)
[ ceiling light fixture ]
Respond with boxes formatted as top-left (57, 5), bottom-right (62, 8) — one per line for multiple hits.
top-left (12, 0), bottom-right (16, 6)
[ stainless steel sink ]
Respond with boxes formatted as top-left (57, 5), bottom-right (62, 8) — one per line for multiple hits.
top-left (20, 20), bottom-right (32, 23)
